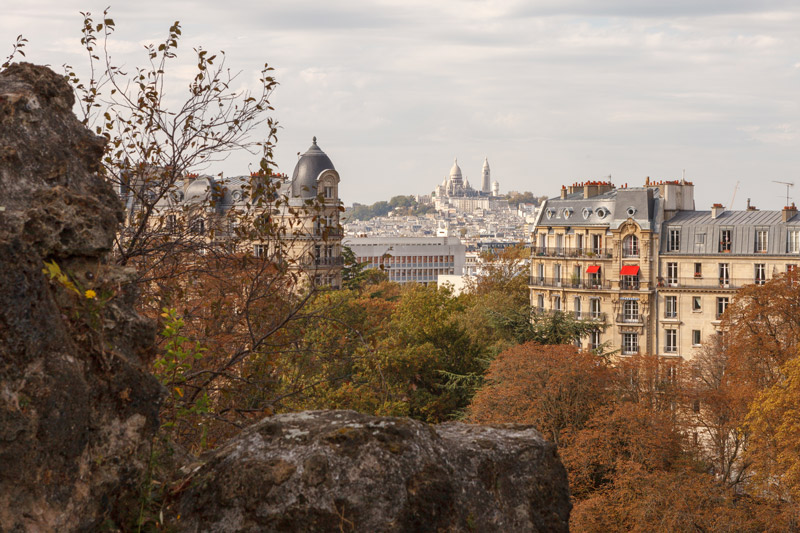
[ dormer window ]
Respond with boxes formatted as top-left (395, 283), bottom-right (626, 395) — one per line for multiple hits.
top-left (324, 185), bottom-right (335, 199)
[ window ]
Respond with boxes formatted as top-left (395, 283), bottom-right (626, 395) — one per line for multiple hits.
top-left (590, 298), bottom-right (601, 319)
top-left (536, 263), bottom-right (544, 283)
top-left (576, 233), bottom-right (584, 253)
top-left (716, 297), bottom-right (729, 319)
top-left (323, 185), bottom-right (335, 199)
top-left (538, 233), bottom-right (547, 254)
top-left (622, 300), bottom-right (639, 322)
top-left (165, 214), bottom-right (177, 233)
top-left (788, 264), bottom-right (798, 273)
top-left (554, 296), bottom-right (562, 311)
top-left (666, 262), bottom-right (678, 286)
top-left (755, 229), bottom-right (768, 253)
top-left (253, 244), bottom-right (266, 258)
top-left (789, 230), bottom-right (800, 253)
top-left (719, 229), bottom-right (732, 252)
top-left (692, 330), bottom-right (702, 346)
top-left (665, 296), bottom-right (677, 318)
top-left (668, 228), bottom-right (680, 251)
top-left (623, 235), bottom-right (639, 257)
top-left (191, 217), bottom-right (205, 235)
top-left (665, 329), bottom-right (677, 353)
top-left (622, 276), bottom-right (639, 290)
top-left (554, 264), bottom-right (562, 285)
top-left (590, 330), bottom-right (601, 351)
top-left (719, 263), bottom-right (730, 287)
top-left (622, 333), bottom-right (639, 355)
top-left (555, 234), bottom-right (563, 254)
top-left (695, 233), bottom-right (706, 245)
top-left (694, 263), bottom-right (702, 278)
top-left (573, 265), bottom-right (582, 287)
top-left (755, 263), bottom-right (766, 285)
top-left (574, 297), bottom-right (582, 319)
top-left (692, 297), bottom-right (702, 311)
top-left (537, 294), bottom-right (544, 312)
top-left (592, 234), bottom-right (603, 255)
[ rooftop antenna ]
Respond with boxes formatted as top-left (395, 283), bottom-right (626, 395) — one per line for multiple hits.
top-left (773, 180), bottom-right (795, 206)
top-left (729, 180), bottom-right (740, 210)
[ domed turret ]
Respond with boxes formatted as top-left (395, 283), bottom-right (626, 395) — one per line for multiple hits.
top-left (291, 137), bottom-right (335, 198)
top-left (449, 158), bottom-right (463, 183)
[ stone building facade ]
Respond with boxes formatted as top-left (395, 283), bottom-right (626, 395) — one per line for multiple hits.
top-left (121, 137), bottom-right (343, 288)
top-left (531, 178), bottom-right (800, 361)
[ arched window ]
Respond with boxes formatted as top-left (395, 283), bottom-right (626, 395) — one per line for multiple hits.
top-left (623, 235), bottom-right (639, 257)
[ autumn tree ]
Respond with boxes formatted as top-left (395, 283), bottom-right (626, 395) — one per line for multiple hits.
top-left (722, 270), bottom-right (800, 389)
top-left (685, 335), bottom-right (753, 486)
top-left (51, 12), bottom-right (349, 455)
top-left (571, 462), bottom-right (795, 533)
top-left (746, 352), bottom-right (800, 501)
top-left (469, 343), bottom-right (612, 446)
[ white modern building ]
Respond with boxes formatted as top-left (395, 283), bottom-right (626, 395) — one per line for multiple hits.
top-left (344, 236), bottom-right (466, 284)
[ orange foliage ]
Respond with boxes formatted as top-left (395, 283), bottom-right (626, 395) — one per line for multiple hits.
top-left (468, 343), bottom-right (612, 446)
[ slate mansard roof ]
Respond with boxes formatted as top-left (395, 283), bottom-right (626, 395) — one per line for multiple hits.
top-left (535, 187), bottom-right (662, 232)
top-left (661, 209), bottom-right (800, 255)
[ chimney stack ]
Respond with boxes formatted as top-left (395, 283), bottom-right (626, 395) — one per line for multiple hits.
top-left (561, 186), bottom-right (567, 199)
top-left (783, 203), bottom-right (797, 222)
top-left (711, 203), bottom-right (724, 219)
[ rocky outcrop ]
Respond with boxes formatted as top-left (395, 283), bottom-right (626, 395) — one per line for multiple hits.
top-left (176, 410), bottom-right (570, 532)
top-left (0, 64), bottom-right (162, 531)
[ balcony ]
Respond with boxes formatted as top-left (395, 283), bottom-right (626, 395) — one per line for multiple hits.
top-left (529, 277), bottom-right (611, 290)
top-left (657, 277), bottom-right (758, 290)
top-left (574, 311), bottom-right (607, 322)
top-left (619, 279), bottom-right (641, 290)
top-left (533, 247), bottom-right (613, 259)
top-left (616, 313), bottom-right (644, 324)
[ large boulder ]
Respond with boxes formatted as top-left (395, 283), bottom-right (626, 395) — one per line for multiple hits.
top-left (0, 63), bottom-right (163, 530)
top-left (177, 410), bottom-right (570, 532)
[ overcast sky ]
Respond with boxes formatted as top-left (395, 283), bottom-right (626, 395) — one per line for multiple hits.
top-left (4, 1), bottom-right (800, 208)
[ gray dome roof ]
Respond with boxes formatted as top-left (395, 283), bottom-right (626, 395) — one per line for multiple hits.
top-left (291, 137), bottom-right (335, 198)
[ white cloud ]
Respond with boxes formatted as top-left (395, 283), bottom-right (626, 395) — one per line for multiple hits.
top-left (4, 0), bottom-right (800, 206)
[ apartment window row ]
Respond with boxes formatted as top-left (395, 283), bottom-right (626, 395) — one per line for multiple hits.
top-left (662, 261), bottom-right (793, 285)
top-left (535, 294), bottom-right (602, 318)
top-left (667, 227), bottom-right (800, 253)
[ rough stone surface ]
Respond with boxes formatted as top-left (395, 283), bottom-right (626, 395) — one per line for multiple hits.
top-left (177, 410), bottom-right (571, 532)
top-left (0, 63), bottom-right (163, 531)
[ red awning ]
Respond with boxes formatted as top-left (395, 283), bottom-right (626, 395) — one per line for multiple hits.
top-left (586, 265), bottom-right (601, 273)
top-left (620, 265), bottom-right (640, 276)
